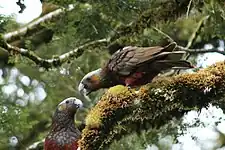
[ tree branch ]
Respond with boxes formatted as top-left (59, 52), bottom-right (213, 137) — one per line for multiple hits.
top-left (0, 38), bottom-right (108, 69)
top-left (186, 0), bottom-right (193, 18)
top-left (1, 30), bottom-right (223, 70)
top-left (4, 0), bottom-right (201, 51)
top-left (177, 46), bottom-right (225, 55)
top-left (150, 27), bottom-right (224, 55)
top-left (152, 27), bottom-right (174, 43)
top-left (26, 139), bottom-right (44, 150)
top-left (78, 61), bottom-right (225, 150)
top-left (3, 5), bottom-right (74, 43)
top-left (185, 15), bottom-right (209, 49)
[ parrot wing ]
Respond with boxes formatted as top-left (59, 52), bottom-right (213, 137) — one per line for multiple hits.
top-left (107, 42), bottom-right (177, 76)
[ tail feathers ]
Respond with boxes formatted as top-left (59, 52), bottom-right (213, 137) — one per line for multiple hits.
top-left (162, 42), bottom-right (177, 52)
top-left (151, 42), bottom-right (177, 58)
top-left (156, 51), bottom-right (187, 58)
top-left (156, 60), bottom-right (194, 69)
top-left (147, 42), bottom-right (177, 59)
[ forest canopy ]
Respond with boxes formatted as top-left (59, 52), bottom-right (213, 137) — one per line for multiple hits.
top-left (0, 0), bottom-right (225, 150)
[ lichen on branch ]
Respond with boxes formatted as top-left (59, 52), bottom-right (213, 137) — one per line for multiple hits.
top-left (0, 36), bottom-right (108, 69)
top-left (79, 61), bottom-right (225, 150)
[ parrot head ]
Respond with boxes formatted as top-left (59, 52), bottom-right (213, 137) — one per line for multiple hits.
top-left (55, 97), bottom-right (83, 118)
top-left (78, 68), bottom-right (106, 95)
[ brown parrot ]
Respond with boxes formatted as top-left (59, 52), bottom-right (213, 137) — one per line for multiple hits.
top-left (78, 42), bottom-right (193, 95)
top-left (44, 97), bottom-right (83, 150)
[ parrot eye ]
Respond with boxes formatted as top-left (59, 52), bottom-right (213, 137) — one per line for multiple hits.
top-left (86, 77), bottom-right (91, 81)
top-left (83, 83), bottom-right (88, 88)
top-left (66, 100), bottom-right (69, 104)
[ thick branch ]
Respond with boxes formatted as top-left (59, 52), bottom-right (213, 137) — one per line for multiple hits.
top-left (78, 61), bottom-right (225, 150)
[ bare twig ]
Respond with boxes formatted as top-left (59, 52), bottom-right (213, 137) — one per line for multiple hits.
top-left (186, 0), bottom-right (193, 18)
top-left (185, 15), bottom-right (209, 49)
top-left (175, 15), bottom-right (210, 73)
top-left (152, 15), bottom-right (209, 50)
top-left (151, 27), bottom-right (225, 56)
top-left (152, 27), bottom-right (174, 43)
top-left (177, 46), bottom-right (225, 55)
top-left (152, 17), bottom-right (213, 75)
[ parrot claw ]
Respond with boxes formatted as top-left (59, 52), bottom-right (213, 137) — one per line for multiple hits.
top-left (126, 84), bottom-right (131, 89)
top-left (126, 85), bottom-right (132, 92)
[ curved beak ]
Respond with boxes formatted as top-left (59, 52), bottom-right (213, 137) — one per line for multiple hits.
top-left (73, 98), bottom-right (83, 109)
top-left (78, 82), bottom-right (91, 96)
top-left (58, 97), bottom-right (83, 113)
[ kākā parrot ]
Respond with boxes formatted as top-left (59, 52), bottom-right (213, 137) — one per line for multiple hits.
top-left (78, 42), bottom-right (194, 95)
top-left (44, 97), bottom-right (83, 150)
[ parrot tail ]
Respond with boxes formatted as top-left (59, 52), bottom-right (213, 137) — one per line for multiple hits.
top-left (156, 60), bottom-right (194, 69)
top-left (162, 42), bottom-right (177, 52)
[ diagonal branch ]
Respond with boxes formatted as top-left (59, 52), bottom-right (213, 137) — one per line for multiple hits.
top-left (151, 27), bottom-right (224, 55)
top-left (3, 5), bottom-right (75, 43)
top-left (186, 0), bottom-right (193, 18)
top-left (185, 15), bottom-right (209, 49)
top-left (152, 27), bottom-right (174, 43)
top-left (1, 31), bottom-right (223, 70)
top-left (0, 38), bottom-right (108, 69)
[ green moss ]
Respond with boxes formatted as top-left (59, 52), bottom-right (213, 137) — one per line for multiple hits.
top-left (85, 104), bottom-right (103, 129)
top-left (107, 85), bottom-right (131, 96)
top-left (79, 85), bottom-right (137, 150)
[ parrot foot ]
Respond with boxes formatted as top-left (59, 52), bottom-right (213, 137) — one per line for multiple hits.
top-left (126, 85), bottom-right (133, 93)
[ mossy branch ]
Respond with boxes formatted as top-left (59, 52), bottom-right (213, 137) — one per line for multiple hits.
top-left (24, 55), bottom-right (225, 150)
top-left (1, 0), bottom-right (210, 65)
top-left (3, 5), bottom-right (74, 43)
top-left (0, 37), bottom-right (108, 69)
top-left (79, 61), bottom-right (225, 150)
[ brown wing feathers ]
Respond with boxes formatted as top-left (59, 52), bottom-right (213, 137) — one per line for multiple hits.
top-left (107, 42), bottom-right (191, 76)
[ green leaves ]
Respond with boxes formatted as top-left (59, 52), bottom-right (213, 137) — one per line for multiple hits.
top-left (0, 103), bottom-right (36, 143)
